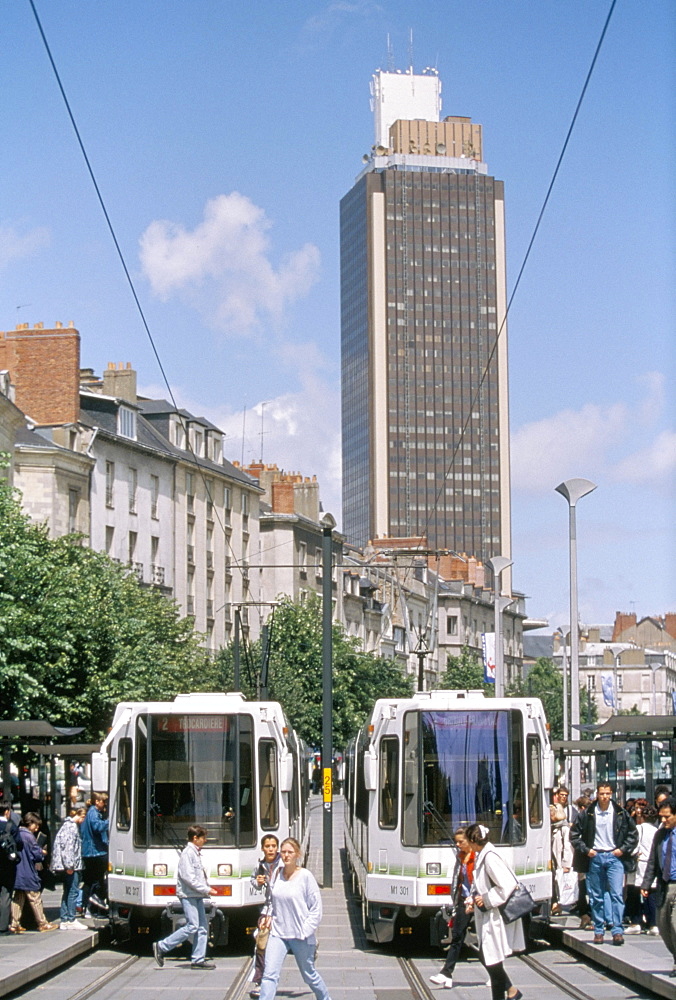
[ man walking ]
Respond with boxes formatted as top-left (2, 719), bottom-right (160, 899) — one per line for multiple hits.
top-left (642, 796), bottom-right (676, 977)
top-left (153, 825), bottom-right (217, 970)
top-left (570, 781), bottom-right (637, 946)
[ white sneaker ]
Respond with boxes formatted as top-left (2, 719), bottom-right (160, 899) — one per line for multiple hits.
top-left (429, 974), bottom-right (453, 987)
top-left (625, 924), bottom-right (642, 935)
top-left (649, 926), bottom-right (661, 936)
top-left (59, 922), bottom-right (73, 931)
top-left (69, 919), bottom-right (91, 930)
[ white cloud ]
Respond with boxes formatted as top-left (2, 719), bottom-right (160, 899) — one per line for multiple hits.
top-left (0, 223), bottom-right (50, 271)
top-left (300, 2), bottom-right (383, 44)
top-left (137, 348), bottom-right (342, 523)
top-left (139, 193), bottom-right (320, 334)
top-left (611, 430), bottom-right (676, 484)
top-left (511, 401), bottom-right (626, 493)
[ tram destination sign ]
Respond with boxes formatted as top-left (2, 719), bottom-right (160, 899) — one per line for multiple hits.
top-left (155, 715), bottom-right (231, 733)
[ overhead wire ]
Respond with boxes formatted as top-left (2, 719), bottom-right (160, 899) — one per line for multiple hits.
top-left (400, 0), bottom-right (618, 591)
top-left (28, 0), bottom-right (250, 600)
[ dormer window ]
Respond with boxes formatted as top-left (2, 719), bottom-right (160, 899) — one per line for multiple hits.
top-left (118, 406), bottom-right (136, 440)
top-left (173, 420), bottom-right (186, 449)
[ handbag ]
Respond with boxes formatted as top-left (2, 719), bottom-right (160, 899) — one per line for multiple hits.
top-left (500, 882), bottom-right (537, 923)
top-left (256, 914), bottom-right (272, 952)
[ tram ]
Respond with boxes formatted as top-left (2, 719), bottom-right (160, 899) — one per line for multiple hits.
top-left (91, 692), bottom-right (309, 944)
top-left (344, 689), bottom-right (555, 944)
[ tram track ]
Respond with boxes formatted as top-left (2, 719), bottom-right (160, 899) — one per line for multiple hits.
top-left (399, 947), bottom-right (652, 1000)
top-left (64, 954), bottom-right (139, 1000)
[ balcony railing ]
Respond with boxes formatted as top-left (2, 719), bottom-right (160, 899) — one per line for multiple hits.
top-left (225, 558), bottom-right (232, 577)
top-left (132, 562), bottom-right (144, 583)
top-left (151, 564), bottom-right (165, 586)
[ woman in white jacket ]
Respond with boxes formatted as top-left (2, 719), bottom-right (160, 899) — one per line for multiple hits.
top-left (465, 823), bottom-right (524, 1000)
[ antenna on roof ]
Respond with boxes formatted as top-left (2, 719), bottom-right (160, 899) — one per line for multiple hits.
top-left (408, 28), bottom-right (413, 73)
top-left (386, 33), bottom-right (394, 72)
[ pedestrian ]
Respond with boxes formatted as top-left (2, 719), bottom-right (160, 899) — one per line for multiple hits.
top-left (570, 781), bottom-right (638, 946)
top-left (463, 823), bottom-right (524, 1000)
top-left (655, 786), bottom-right (670, 811)
top-left (642, 796), bottom-right (676, 977)
top-left (259, 837), bottom-right (331, 1000)
top-left (10, 812), bottom-right (57, 933)
top-left (0, 800), bottom-right (23, 934)
top-left (51, 806), bottom-right (89, 930)
top-left (554, 786), bottom-right (578, 825)
top-left (550, 804), bottom-right (574, 915)
top-left (625, 802), bottom-right (658, 935)
top-left (153, 825), bottom-right (218, 970)
top-left (81, 792), bottom-right (109, 916)
top-left (249, 834), bottom-right (282, 998)
top-left (429, 828), bottom-right (476, 989)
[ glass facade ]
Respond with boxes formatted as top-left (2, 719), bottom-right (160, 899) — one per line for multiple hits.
top-left (340, 160), bottom-right (508, 561)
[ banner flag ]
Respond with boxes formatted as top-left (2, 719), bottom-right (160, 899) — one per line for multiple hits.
top-left (482, 632), bottom-right (496, 684)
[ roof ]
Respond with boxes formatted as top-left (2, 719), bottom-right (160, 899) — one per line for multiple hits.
top-left (523, 635), bottom-right (554, 660)
top-left (582, 714), bottom-right (676, 737)
top-left (137, 398), bottom-right (223, 433)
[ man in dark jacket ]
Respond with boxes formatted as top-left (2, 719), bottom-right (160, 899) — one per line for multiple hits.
top-left (570, 782), bottom-right (638, 946)
top-left (642, 796), bottom-right (676, 977)
top-left (0, 801), bottom-right (23, 933)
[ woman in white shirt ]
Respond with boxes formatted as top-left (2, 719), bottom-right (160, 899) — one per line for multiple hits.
top-left (625, 802), bottom-right (658, 934)
top-left (259, 838), bottom-right (331, 1000)
top-left (465, 823), bottom-right (525, 1000)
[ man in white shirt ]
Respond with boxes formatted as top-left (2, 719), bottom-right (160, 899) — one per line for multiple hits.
top-left (570, 782), bottom-right (638, 946)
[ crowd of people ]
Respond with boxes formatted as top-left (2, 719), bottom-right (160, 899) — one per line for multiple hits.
top-left (0, 791), bottom-right (109, 936)
top-left (548, 780), bottom-right (676, 977)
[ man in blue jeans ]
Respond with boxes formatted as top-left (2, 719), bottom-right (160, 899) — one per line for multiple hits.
top-left (153, 825), bottom-right (217, 970)
top-left (571, 782), bottom-right (637, 946)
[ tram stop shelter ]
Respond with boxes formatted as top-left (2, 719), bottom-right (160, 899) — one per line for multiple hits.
top-left (562, 713), bottom-right (676, 804)
top-left (0, 720), bottom-right (98, 830)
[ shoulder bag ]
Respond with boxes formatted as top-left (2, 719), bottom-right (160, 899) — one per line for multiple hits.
top-left (483, 851), bottom-right (537, 924)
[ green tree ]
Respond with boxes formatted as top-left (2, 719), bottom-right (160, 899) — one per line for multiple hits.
top-left (0, 476), bottom-right (218, 739)
top-left (507, 657), bottom-right (597, 739)
top-left (439, 645), bottom-right (494, 696)
top-left (218, 595), bottom-right (413, 747)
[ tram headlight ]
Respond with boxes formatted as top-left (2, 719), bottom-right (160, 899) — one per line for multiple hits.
top-left (153, 864), bottom-right (168, 877)
top-left (218, 864), bottom-right (233, 877)
top-left (426, 862), bottom-right (442, 876)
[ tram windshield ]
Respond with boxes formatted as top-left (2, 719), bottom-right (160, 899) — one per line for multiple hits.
top-left (403, 709), bottom-right (524, 846)
top-left (134, 713), bottom-right (255, 848)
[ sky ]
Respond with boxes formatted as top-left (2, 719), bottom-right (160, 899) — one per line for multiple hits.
top-left (1, 1), bottom-right (674, 631)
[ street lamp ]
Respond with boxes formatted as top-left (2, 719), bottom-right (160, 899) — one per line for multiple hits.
top-left (555, 478), bottom-right (596, 800)
top-left (487, 556), bottom-right (513, 698)
top-left (320, 511), bottom-right (336, 888)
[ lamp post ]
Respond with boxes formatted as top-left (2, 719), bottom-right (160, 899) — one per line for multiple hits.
top-left (555, 478), bottom-right (596, 800)
top-left (321, 512), bottom-right (336, 888)
top-left (487, 556), bottom-right (513, 697)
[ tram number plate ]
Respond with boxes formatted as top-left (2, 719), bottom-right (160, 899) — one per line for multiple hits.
top-left (323, 768), bottom-right (332, 803)
top-left (387, 879), bottom-right (412, 899)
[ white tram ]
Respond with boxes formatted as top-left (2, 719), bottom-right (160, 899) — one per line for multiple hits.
top-left (92, 692), bottom-right (308, 944)
top-left (344, 690), bottom-right (554, 944)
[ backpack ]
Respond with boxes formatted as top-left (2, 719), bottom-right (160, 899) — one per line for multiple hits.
top-left (0, 824), bottom-right (21, 866)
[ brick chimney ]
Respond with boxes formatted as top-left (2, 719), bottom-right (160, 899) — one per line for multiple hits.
top-left (271, 481), bottom-right (295, 514)
top-left (0, 322), bottom-right (80, 424)
top-left (612, 612), bottom-right (636, 641)
top-left (102, 362), bottom-right (137, 403)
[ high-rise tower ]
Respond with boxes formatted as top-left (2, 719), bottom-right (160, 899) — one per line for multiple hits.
top-left (340, 67), bottom-right (511, 566)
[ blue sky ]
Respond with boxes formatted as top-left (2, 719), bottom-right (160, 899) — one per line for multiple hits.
top-left (1, 1), bottom-right (674, 629)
